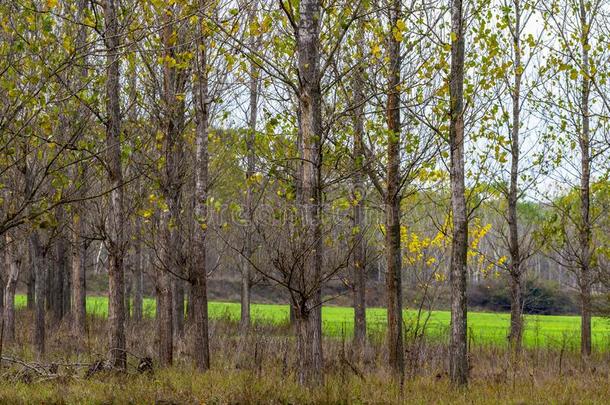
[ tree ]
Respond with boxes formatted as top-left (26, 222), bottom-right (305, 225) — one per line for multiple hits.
top-left (294, 0), bottom-right (324, 385)
top-left (448, 0), bottom-right (468, 386)
top-left (191, 0), bottom-right (212, 371)
top-left (384, 0), bottom-right (405, 379)
top-left (102, 0), bottom-right (126, 370)
top-left (541, 0), bottom-right (610, 358)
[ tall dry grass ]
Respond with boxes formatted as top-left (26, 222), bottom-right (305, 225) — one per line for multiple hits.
top-left (0, 310), bottom-right (608, 403)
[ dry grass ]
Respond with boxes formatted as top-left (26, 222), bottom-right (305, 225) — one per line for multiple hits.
top-left (0, 311), bottom-right (608, 404)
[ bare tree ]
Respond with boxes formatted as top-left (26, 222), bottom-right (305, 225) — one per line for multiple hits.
top-left (448, 0), bottom-right (469, 386)
top-left (191, 0), bottom-right (212, 371)
top-left (102, 0), bottom-right (126, 370)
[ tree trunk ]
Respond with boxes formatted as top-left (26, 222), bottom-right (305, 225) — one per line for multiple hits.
top-left (294, 306), bottom-right (321, 385)
top-left (507, 0), bottom-right (523, 353)
top-left (52, 223), bottom-right (68, 320)
top-left (3, 233), bottom-right (20, 343)
top-left (156, 257), bottom-right (173, 366)
top-left (27, 266), bottom-right (35, 311)
top-left (578, 0), bottom-right (592, 358)
top-left (240, 0), bottom-right (260, 334)
top-left (125, 265), bottom-right (132, 321)
top-left (159, 1), bottom-right (187, 354)
top-left (133, 217), bottom-right (144, 321)
top-left (509, 271), bottom-right (523, 351)
top-left (71, 211), bottom-right (87, 337)
top-left (191, 0), bottom-right (211, 370)
top-left (70, 0), bottom-right (89, 338)
top-left (296, 0), bottom-right (324, 385)
top-left (173, 278), bottom-right (184, 338)
top-left (30, 233), bottom-right (46, 356)
top-left (103, 0), bottom-right (126, 370)
top-left (385, 0), bottom-right (404, 379)
top-left (351, 20), bottom-right (367, 351)
top-left (449, 0), bottom-right (468, 386)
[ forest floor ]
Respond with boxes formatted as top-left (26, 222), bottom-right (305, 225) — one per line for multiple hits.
top-left (0, 365), bottom-right (609, 404)
top-left (1, 308), bottom-right (610, 403)
top-left (15, 295), bottom-right (610, 350)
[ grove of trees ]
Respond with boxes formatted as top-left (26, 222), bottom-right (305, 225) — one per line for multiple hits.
top-left (0, 0), bottom-right (609, 389)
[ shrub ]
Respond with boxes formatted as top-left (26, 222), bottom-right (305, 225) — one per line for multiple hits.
top-left (468, 278), bottom-right (578, 315)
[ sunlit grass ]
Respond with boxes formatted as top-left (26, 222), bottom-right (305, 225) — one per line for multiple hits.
top-left (15, 295), bottom-right (610, 350)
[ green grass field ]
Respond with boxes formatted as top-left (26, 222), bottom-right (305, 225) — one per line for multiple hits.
top-left (16, 295), bottom-right (610, 350)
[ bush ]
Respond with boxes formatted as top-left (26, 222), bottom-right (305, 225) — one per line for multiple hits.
top-left (468, 278), bottom-right (578, 315)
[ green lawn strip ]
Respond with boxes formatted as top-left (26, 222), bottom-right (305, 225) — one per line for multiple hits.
top-left (15, 295), bottom-right (610, 350)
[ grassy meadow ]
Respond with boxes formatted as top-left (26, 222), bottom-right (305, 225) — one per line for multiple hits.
top-left (16, 295), bottom-right (610, 350)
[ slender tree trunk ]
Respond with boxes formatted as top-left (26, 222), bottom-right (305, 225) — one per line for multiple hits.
top-left (449, 0), bottom-right (468, 386)
top-left (296, 0), bottom-right (324, 385)
top-left (27, 267), bottom-right (35, 311)
top-left (240, 0), bottom-right (260, 334)
top-left (52, 221), bottom-right (68, 320)
top-left (385, 0), bottom-right (404, 379)
top-left (30, 233), bottom-right (46, 356)
top-left (191, 0), bottom-right (211, 370)
top-left (133, 216), bottom-right (143, 321)
top-left (158, 2), bottom-right (187, 356)
top-left (72, 211), bottom-right (87, 337)
top-left (71, 0), bottom-right (89, 338)
top-left (578, 0), bottom-right (592, 358)
top-left (156, 252), bottom-right (173, 366)
top-left (125, 266), bottom-right (132, 321)
top-left (173, 279), bottom-right (184, 338)
top-left (103, 0), bottom-right (126, 370)
top-left (62, 231), bottom-right (71, 319)
top-left (508, 0), bottom-right (523, 353)
top-left (351, 21), bottom-right (367, 351)
top-left (3, 233), bottom-right (20, 343)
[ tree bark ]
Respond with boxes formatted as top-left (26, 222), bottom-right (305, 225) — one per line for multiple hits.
top-left (239, 0), bottom-right (260, 334)
top-left (578, 0), bottom-right (592, 358)
top-left (133, 216), bottom-right (143, 321)
top-left (507, 0), bottom-right (523, 353)
top-left (385, 0), bottom-right (404, 379)
top-left (191, 0), bottom-right (211, 370)
top-left (156, 254), bottom-right (173, 366)
top-left (173, 278), bottom-right (184, 338)
top-left (449, 0), bottom-right (468, 386)
top-left (27, 266), bottom-right (35, 311)
top-left (51, 218), bottom-right (68, 321)
top-left (351, 20), bottom-right (367, 351)
top-left (70, 0), bottom-right (89, 338)
top-left (296, 0), bottom-right (324, 385)
top-left (103, 0), bottom-right (126, 370)
top-left (30, 233), bottom-right (46, 356)
top-left (71, 211), bottom-right (87, 337)
top-left (3, 233), bottom-right (20, 343)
